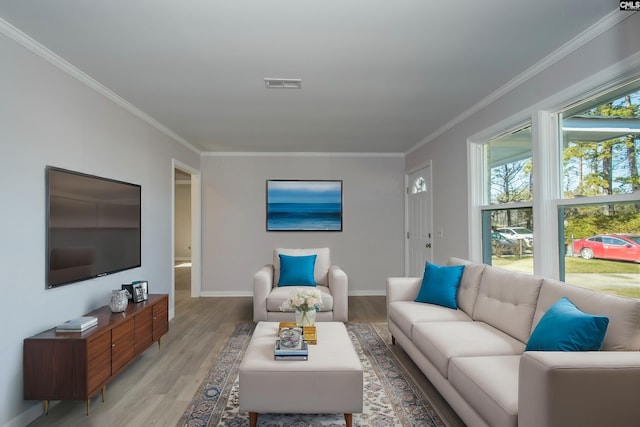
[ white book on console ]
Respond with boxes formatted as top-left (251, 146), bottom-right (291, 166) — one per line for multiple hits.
top-left (56, 316), bottom-right (98, 330)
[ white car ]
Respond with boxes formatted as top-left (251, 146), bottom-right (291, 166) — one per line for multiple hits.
top-left (496, 227), bottom-right (533, 247)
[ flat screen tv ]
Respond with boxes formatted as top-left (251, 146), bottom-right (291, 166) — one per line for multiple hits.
top-left (46, 166), bottom-right (141, 288)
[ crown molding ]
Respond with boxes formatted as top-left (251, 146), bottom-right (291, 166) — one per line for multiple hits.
top-left (0, 18), bottom-right (201, 156)
top-left (406, 8), bottom-right (630, 155)
top-left (202, 151), bottom-right (405, 157)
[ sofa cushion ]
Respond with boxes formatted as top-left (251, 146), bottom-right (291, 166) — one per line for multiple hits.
top-left (526, 297), bottom-right (609, 351)
top-left (412, 321), bottom-right (525, 378)
top-left (267, 285), bottom-right (333, 312)
top-left (415, 262), bottom-right (464, 309)
top-left (535, 279), bottom-right (640, 351)
top-left (277, 254), bottom-right (317, 286)
top-left (472, 266), bottom-right (543, 343)
top-left (448, 257), bottom-right (486, 317)
top-left (388, 301), bottom-right (472, 339)
top-left (449, 355), bottom-right (520, 427)
top-left (274, 248), bottom-right (330, 286)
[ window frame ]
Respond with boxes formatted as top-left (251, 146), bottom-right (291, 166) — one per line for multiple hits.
top-left (469, 73), bottom-right (640, 280)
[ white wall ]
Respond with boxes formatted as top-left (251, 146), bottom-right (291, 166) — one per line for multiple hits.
top-left (201, 154), bottom-right (406, 296)
top-left (406, 13), bottom-right (640, 265)
top-left (0, 33), bottom-right (200, 426)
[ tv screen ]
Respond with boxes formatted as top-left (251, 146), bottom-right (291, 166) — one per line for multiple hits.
top-left (46, 166), bottom-right (141, 288)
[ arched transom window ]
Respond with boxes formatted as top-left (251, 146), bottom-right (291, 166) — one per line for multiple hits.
top-left (411, 176), bottom-right (427, 194)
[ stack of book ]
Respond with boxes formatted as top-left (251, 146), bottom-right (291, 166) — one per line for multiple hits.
top-left (278, 322), bottom-right (317, 344)
top-left (274, 339), bottom-right (309, 361)
top-left (56, 316), bottom-right (98, 333)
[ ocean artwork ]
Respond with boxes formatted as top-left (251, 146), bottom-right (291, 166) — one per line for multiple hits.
top-left (267, 180), bottom-right (343, 231)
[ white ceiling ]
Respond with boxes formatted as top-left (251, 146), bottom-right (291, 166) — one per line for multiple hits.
top-left (0, 1), bottom-right (618, 153)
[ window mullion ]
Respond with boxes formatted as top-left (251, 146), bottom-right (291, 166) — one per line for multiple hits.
top-left (468, 142), bottom-right (485, 262)
top-left (532, 111), bottom-right (560, 278)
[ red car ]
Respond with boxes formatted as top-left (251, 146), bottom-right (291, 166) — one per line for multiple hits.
top-left (573, 234), bottom-right (640, 263)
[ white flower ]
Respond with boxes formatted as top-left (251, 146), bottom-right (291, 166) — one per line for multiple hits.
top-left (280, 288), bottom-right (323, 312)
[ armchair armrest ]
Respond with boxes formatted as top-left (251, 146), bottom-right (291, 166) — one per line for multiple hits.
top-left (253, 264), bottom-right (274, 321)
top-left (519, 351), bottom-right (640, 427)
top-left (328, 265), bottom-right (348, 322)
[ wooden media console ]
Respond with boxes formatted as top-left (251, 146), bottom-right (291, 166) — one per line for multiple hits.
top-left (23, 294), bottom-right (169, 415)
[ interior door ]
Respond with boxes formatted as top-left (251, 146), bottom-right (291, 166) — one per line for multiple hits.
top-left (408, 165), bottom-right (433, 277)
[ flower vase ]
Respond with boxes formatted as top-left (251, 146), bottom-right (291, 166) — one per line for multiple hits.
top-left (295, 309), bottom-right (316, 327)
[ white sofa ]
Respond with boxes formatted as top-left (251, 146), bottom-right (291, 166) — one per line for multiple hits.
top-left (253, 247), bottom-right (348, 322)
top-left (387, 257), bottom-right (640, 427)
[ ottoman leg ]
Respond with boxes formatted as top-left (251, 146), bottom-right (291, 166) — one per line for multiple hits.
top-left (344, 413), bottom-right (352, 427)
top-left (249, 412), bottom-right (258, 427)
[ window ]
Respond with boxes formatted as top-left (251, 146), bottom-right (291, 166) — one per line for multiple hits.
top-left (561, 85), bottom-right (640, 199)
top-left (559, 202), bottom-right (640, 298)
top-left (486, 127), bottom-right (533, 204)
top-left (412, 176), bottom-right (427, 194)
top-left (557, 82), bottom-right (640, 298)
top-left (478, 126), bottom-right (534, 273)
top-left (472, 79), bottom-right (640, 295)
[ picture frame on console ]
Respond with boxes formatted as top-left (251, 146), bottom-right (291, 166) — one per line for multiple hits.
top-left (121, 284), bottom-right (134, 300)
top-left (131, 283), bottom-right (145, 303)
top-left (133, 280), bottom-right (149, 300)
top-left (266, 180), bottom-right (343, 232)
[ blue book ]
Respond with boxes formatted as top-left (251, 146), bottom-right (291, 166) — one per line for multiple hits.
top-left (274, 340), bottom-right (309, 356)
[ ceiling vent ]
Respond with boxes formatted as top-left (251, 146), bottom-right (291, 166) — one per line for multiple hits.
top-left (264, 78), bottom-right (302, 89)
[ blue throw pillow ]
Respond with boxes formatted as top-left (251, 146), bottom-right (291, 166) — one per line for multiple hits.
top-left (525, 297), bottom-right (609, 351)
top-left (414, 262), bottom-right (465, 309)
top-left (277, 254), bottom-right (317, 286)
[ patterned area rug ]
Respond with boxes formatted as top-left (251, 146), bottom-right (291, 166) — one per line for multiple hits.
top-left (178, 322), bottom-right (445, 427)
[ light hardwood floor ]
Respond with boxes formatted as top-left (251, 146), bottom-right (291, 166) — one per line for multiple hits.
top-left (27, 265), bottom-right (465, 426)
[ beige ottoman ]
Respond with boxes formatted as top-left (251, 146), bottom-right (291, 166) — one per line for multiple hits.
top-left (239, 321), bottom-right (363, 427)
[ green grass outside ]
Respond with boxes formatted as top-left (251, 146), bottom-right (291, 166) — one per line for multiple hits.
top-left (491, 256), bottom-right (640, 274)
top-left (491, 255), bottom-right (640, 299)
top-left (595, 287), bottom-right (640, 298)
top-left (565, 257), bottom-right (640, 274)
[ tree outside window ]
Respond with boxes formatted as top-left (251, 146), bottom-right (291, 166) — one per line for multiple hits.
top-left (560, 85), bottom-right (640, 298)
top-left (481, 126), bottom-right (534, 272)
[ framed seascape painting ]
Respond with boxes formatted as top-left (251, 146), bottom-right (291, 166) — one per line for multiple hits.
top-left (266, 180), bottom-right (343, 231)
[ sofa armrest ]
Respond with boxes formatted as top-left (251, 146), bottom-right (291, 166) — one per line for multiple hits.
top-left (253, 264), bottom-right (274, 321)
top-left (519, 351), bottom-right (640, 427)
top-left (386, 277), bottom-right (421, 303)
top-left (386, 277), bottom-right (421, 321)
top-left (328, 265), bottom-right (348, 322)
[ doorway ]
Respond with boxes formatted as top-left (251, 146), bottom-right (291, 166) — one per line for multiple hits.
top-left (172, 160), bottom-right (201, 316)
top-left (407, 164), bottom-right (433, 277)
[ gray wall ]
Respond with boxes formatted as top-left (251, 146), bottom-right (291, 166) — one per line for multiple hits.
top-left (0, 33), bottom-right (199, 426)
top-left (406, 13), bottom-right (640, 265)
top-left (201, 154), bottom-right (406, 296)
top-left (4, 10), bottom-right (640, 427)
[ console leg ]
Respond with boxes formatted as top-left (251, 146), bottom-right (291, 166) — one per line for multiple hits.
top-left (249, 411), bottom-right (258, 427)
top-left (344, 413), bottom-right (352, 427)
top-left (44, 400), bottom-right (49, 415)
top-left (86, 399), bottom-right (90, 416)
top-left (101, 385), bottom-right (106, 402)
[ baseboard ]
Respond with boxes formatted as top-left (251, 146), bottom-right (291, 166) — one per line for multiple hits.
top-left (198, 290), bottom-right (386, 297)
top-left (4, 400), bottom-right (54, 427)
top-left (199, 291), bottom-right (254, 297)
top-left (349, 290), bottom-right (386, 296)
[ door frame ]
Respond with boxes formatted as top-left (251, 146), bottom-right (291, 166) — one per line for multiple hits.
top-left (405, 161), bottom-right (433, 276)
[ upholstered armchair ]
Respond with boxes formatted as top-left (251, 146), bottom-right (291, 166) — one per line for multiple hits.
top-left (253, 248), bottom-right (348, 322)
